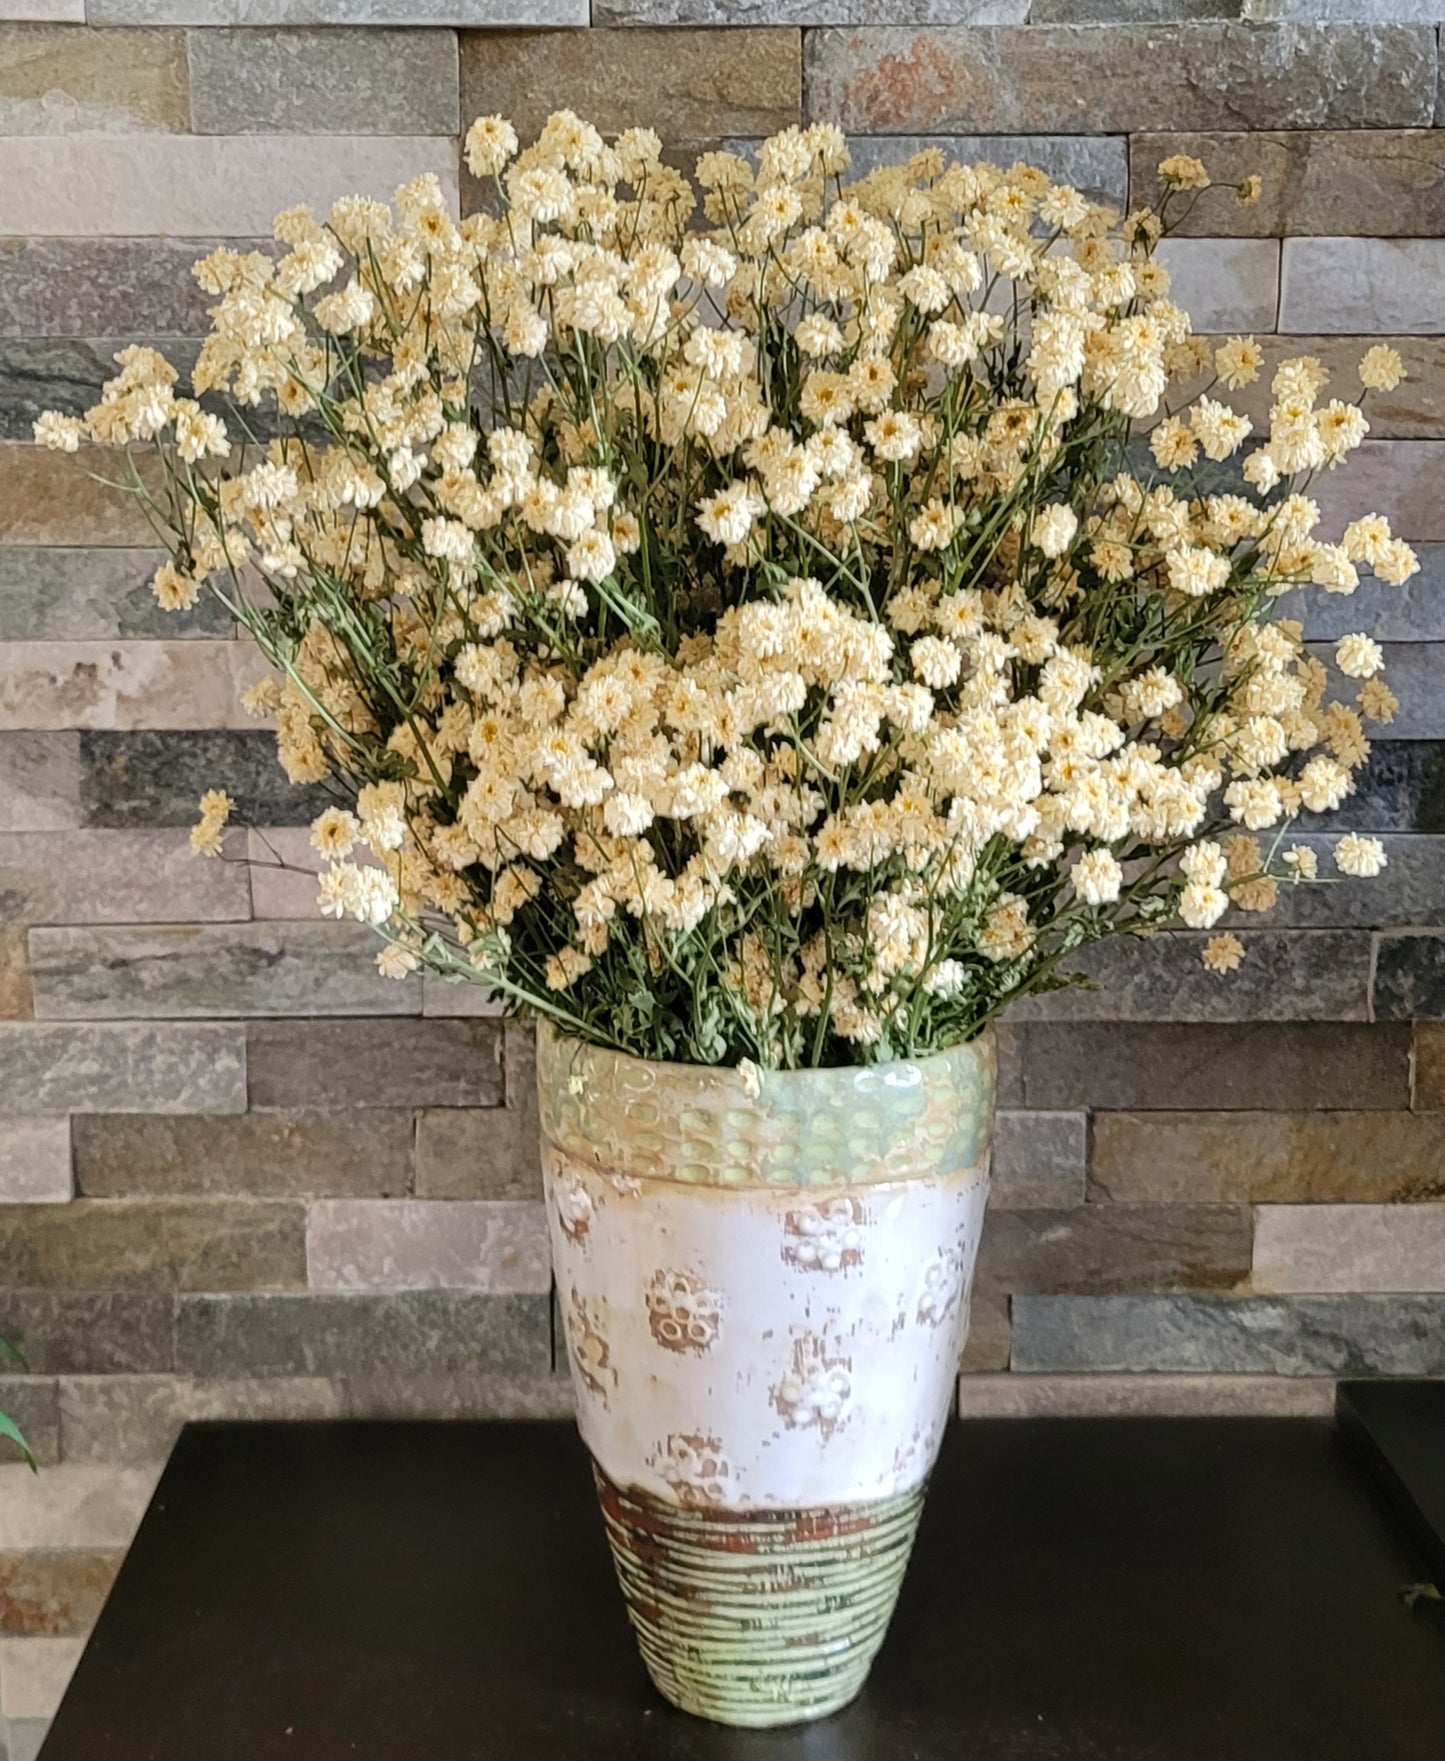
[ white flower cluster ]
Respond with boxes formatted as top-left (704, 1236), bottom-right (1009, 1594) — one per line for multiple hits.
top-left (36, 125), bottom-right (1408, 1068)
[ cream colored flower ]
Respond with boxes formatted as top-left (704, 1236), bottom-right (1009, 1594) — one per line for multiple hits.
top-left (1202, 932), bottom-right (1244, 973)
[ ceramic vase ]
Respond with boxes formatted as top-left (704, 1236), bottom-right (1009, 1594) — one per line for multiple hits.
top-left (538, 1025), bottom-right (996, 1728)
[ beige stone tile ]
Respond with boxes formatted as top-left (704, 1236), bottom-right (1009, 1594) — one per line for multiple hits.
top-left (0, 24), bottom-right (186, 134)
top-left (0, 1634), bottom-right (85, 1721)
top-left (1254, 1203), bottom-right (1445, 1293)
top-left (0, 1118), bottom-right (71, 1204)
top-left (0, 642), bottom-right (271, 731)
top-left (306, 1198), bottom-right (551, 1294)
top-left (957, 1371), bottom-right (1337, 1418)
top-left (0, 1462), bottom-right (160, 1549)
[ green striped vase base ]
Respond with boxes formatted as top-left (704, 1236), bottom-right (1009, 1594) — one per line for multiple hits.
top-left (592, 1464), bottom-right (926, 1728)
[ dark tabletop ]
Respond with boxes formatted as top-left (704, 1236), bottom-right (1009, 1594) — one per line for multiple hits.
top-left (40, 1410), bottom-right (1445, 1761)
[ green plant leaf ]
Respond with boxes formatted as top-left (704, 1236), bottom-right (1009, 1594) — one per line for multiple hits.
top-left (0, 1411), bottom-right (36, 1473)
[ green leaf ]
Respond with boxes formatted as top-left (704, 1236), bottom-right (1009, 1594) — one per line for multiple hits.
top-left (0, 1411), bottom-right (36, 1473)
top-left (0, 1334), bottom-right (25, 1370)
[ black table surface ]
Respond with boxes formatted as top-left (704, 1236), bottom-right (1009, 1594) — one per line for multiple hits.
top-left (40, 1411), bottom-right (1445, 1761)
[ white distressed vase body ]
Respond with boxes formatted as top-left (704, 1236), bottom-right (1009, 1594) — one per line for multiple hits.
top-left (539, 1027), bottom-right (996, 1727)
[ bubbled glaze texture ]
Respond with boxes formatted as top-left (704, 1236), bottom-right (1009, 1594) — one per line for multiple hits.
top-left (536, 1026), bottom-right (996, 1189)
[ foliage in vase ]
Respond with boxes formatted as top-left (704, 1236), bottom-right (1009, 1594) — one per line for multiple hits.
top-left (36, 121), bottom-right (1411, 1068)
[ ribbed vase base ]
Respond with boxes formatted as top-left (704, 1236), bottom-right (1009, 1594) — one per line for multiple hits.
top-left (592, 1464), bottom-right (926, 1728)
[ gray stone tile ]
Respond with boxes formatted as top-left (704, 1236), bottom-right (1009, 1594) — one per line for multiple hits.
top-left (78, 730), bottom-right (332, 829)
top-left (0, 338), bottom-right (210, 443)
top-left (0, 1022), bottom-right (245, 1114)
top-left (840, 132), bottom-right (1126, 205)
top-left (1012, 1292), bottom-right (1445, 1374)
top-left (29, 923), bottom-right (419, 1021)
top-left (419, 974), bottom-right (504, 1017)
top-left (0, 735), bottom-right (82, 832)
top-left (989, 1109), bottom-right (1086, 1208)
top-left (0, 829), bottom-right (250, 925)
top-left (6, 1716), bottom-right (50, 1761)
top-left (73, 1110), bottom-right (413, 1199)
top-left (0, 1546), bottom-right (121, 1633)
top-left (1090, 1111), bottom-right (1445, 1203)
top-left (957, 1372), bottom-right (1335, 1418)
top-left (0, 441), bottom-right (158, 545)
top-left (1012, 1021), bottom-right (1411, 1110)
top-left (188, 28), bottom-right (459, 135)
top-left (414, 1106), bottom-right (541, 1201)
top-left (0, 1378), bottom-right (58, 1466)
top-left (0, 1462), bottom-right (160, 1550)
top-left (1031, 0), bottom-right (1242, 14)
top-left (1315, 441), bottom-right (1445, 542)
top-left (600, 0), bottom-right (1023, 18)
top-left (56, 1373), bottom-right (341, 1463)
top-left (0, 4), bottom-right (85, 19)
top-left (803, 24), bottom-right (1436, 133)
top-left (1374, 931), bottom-right (1445, 1018)
top-left (1156, 237), bottom-right (1279, 333)
top-left (0, 1634), bottom-right (83, 1721)
top-left (246, 1018), bottom-right (501, 1110)
top-left (1181, 336), bottom-right (1445, 442)
top-left (1281, 545), bottom-right (1445, 639)
top-left (1414, 1022), bottom-right (1445, 1106)
top-left (978, 1204), bottom-right (1251, 1296)
top-left (0, 135), bottom-right (459, 237)
top-left (459, 27), bottom-right (801, 151)
top-left (1319, 741), bottom-right (1445, 832)
top-left (0, 1198), bottom-right (306, 1292)
top-left (0, 24), bottom-right (187, 135)
top-left (0, 1293), bottom-right (174, 1374)
top-left (0, 638), bottom-right (269, 732)
top-left (175, 1290), bottom-right (551, 1378)
top-left (1229, 835), bottom-right (1445, 928)
top-left (1245, 0), bottom-right (1445, 19)
top-left (0, 1119), bottom-right (71, 1205)
top-left (306, 1199), bottom-right (550, 1294)
top-left (1132, 131), bottom-right (1445, 237)
top-left (0, 239), bottom-right (255, 339)
top-left (0, 547), bottom-right (229, 638)
top-left (1281, 238), bottom-right (1445, 334)
top-left (95, 0), bottom-right (583, 17)
top-left (1254, 1203), bottom-right (1445, 1293)
top-left (1010, 931), bottom-right (1371, 1022)
top-left (333, 1367), bottom-right (573, 1420)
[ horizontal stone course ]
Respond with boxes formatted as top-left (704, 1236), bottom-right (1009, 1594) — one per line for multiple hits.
top-left (0, 548), bottom-right (228, 639)
top-left (1090, 1111), bottom-right (1445, 1203)
top-left (73, 1110), bottom-right (413, 1198)
top-left (1132, 131), bottom-right (1445, 237)
top-left (1233, 835), bottom-right (1445, 929)
top-left (0, 444), bottom-right (158, 546)
top-left (1414, 1023), bottom-right (1445, 1107)
top-left (0, 24), bottom-right (187, 136)
top-left (0, 1292), bottom-right (174, 1373)
top-left (305, 1199), bottom-right (551, 1293)
top-left (839, 132), bottom-right (1126, 205)
top-left (1253, 1203), bottom-right (1445, 1293)
top-left (175, 1290), bottom-right (551, 1378)
top-left (600, 0), bottom-right (1026, 19)
top-left (28, 922), bottom-right (418, 1020)
top-left (1012, 1293), bottom-right (1445, 1374)
top-left (989, 1110), bottom-right (1086, 1208)
top-left (0, 1549), bottom-right (122, 1636)
top-left (413, 1105), bottom-right (540, 1201)
top-left (1308, 640), bottom-right (1445, 741)
top-left (1284, 545), bottom-right (1445, 638)
top-left (0, 640), bottom-right (270, 731)
top-left (188, 28), bottom-right (460, 136)
top-left (0, 337), bottom-right (208, 444)
top-left (1322, 740), bottom-right (1445, 832)
top-left (1184, 340), bottom-right (1445, 444)
top-left (0, 1197), bottom-right (306, 1292)
top-left (246, 1017), bottom-right (502, 1110)
top-left (0, 827), bottom-right (249, 926)
top-left (956, 1373), bottom-right (1336, 1419)
top-left (0, 239), bottom-right (250, 339)
top-left (0, 134), bottom-right (459, 236)
top-left (803, 25), bottom-right (1437, 134)
top-left (0, 1021), bottom-right (245, 1114)
top-left (0, 1377), bottom-right (59, 1466)
top-left (92, 0), bottom-right (586, 17)
top-left (1155, 237), bottom-right (1279, 333)
top-left (0, 733), bottom-right (81, 831)
top-left (459, 29), bottom-right (800, 174)
top-left (0, 1119), bottom-right (71, 1205)
top-left (77, 730), bottom-right (330, 829)
top-left (979, 1204), bottom-right (1251, 1296)
top-left (0, 1462), bottom-right (160, 1551)
top-left (1281, 238), bottom-right (1445, 334)
top-left (56, 1372), bottom-right (342, 1464)
top-left (1373, 931), bottom-right (1445, 1019)
top-left (1011, 1020), bottom-right (1411, 1111)
top-left (1012, 930), bottom-right (1371, 1023)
